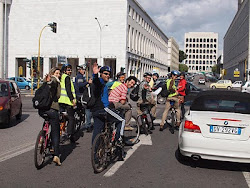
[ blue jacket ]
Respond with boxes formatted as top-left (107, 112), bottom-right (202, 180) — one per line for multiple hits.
top-left (74, 72), bottom-right (88, 97)
top-left (92, 73), bottom-right (109, 112)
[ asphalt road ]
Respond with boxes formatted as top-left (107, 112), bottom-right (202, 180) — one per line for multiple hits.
top-left (0, 80), bottom-right (249, 188)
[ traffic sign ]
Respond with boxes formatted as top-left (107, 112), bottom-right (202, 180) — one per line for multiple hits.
top-left (234, 70), bottom-right (240, 77)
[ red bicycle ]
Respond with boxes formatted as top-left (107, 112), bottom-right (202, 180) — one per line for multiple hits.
top-left (34, 114), bottom-right (53, 169)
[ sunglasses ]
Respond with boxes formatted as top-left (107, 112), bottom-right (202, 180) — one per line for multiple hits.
top-left (103, 72), bottom-right (110, 76)
top-left (66, 69), bottom-right (72, 72)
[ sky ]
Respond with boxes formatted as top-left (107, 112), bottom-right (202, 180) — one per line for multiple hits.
top-left (136, 0), bottom-right (238, 54)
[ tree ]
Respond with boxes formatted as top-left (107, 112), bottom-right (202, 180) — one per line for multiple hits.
top-left (212, 65), bottom-right (220, 73)
top-left (179, 64), bottom-right (188, 72)
top-left (179, 50), bottom-right (187, 63)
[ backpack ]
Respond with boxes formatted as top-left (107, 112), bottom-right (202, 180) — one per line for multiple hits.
top-left (160, 80), bottom-right (170, 97)
top-left (130, 84), bottom-right (140, 101)
top-left (81, 84), bottom-right (96, 109)
top-left (32, 82), bottom-right (52, 111)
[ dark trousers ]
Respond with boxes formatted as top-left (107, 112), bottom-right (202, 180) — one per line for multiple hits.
top-left (91, 108), bottom-right (124, 144)
top-left (39, 109), bottom-right (60, 156)
top-left (181, 96), bottom-right (185, 119)
top-left (60, 104), bottom-right (75, 135)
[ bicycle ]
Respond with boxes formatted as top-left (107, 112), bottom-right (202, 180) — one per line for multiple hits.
top-left (34, 114), bottom-right (53, 169)
top-left (123, 115), bottom-right (140, 146)
top-left (91, 110), bottom-right (125, 173)
top-left (137, 103), bottom-right (154, 135)
top-left (167, 100), bottom-right (177, 134)
top-left (59, 104), bottom-right (84, 142)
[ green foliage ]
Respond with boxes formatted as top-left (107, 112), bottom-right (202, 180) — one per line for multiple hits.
top-left (179, 50), bottom-right (187, 63)
top-left (212, 65), bottom-right (219, 73)
top-left (179, 64), bottom-right (188, 72)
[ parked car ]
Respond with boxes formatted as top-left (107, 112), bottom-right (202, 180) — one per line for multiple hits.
top-left (155, 80), bottom-right (203, 104)
top-left (178, 90), bottom-right (250, 163)
top-left (241, 81), bottom-right (250, 94)
top-left (8, 77), bottom-right (35, 90)
top-left (198, 78), bottom-right (205, 85)
top-left (210, 80), bottom-right (232, 90)
top-left (0, 79), bottom-right (22, 127)
top-left (232, 81), bottom-right (242, 88)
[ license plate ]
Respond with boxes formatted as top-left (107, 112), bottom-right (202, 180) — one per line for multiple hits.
top-left (210, 126), bottom-right (241, 135)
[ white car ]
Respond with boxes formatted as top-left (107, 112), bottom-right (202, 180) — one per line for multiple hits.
top-left (242, 81), bottom-right (250, 94)
top-left (232, 81), bottom-right (242, 88)
top-left (198, 78), bottom-right (205, 85)
top-left (178, 90), bottom-right (250, 163)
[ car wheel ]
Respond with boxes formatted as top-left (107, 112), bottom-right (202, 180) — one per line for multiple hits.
top-left (157, 95), bottom-right (166, 104)
top-left (25, 85), bottom-right (30, 90)
top-left (16, 106), bottom-right (22, 120)
top-left (176, 146), bottom-right (187, 162)
top-left (212, 86), bottom-right (216, 89)
top-left (227, 86), bottom-right (231, 90)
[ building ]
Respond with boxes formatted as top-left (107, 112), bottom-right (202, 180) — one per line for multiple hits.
top-left (184, 32), bottom-right (218, 73)
top-left (1, 0), bottom-right (171, 80)
top-left (223, 0), bottom-right (249, 81)
top-left (167, 37), bottom-right (179, 71)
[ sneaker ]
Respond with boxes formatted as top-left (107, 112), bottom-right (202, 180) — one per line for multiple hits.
top-left (159, 127), bottom-right (163, 131)
top-left (124, 126), bottom-right (134, 131)
top-left (86, 127), bottom-right (92, 132)
top-left (53, 156), bottom-right (61, 166)
top-left (150, 126), bottom-right (155, 130)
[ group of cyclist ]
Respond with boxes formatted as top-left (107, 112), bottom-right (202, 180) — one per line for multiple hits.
top-left (38, 62), bottom-right (187, 166)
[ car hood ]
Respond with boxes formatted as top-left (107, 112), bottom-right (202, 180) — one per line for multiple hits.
top-left (0, 96), bottom-right (9, 106)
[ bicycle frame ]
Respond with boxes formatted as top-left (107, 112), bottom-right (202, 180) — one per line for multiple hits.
top-left (42, 121), bottom-right (51, 151)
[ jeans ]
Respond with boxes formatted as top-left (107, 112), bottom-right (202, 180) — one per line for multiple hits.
top-left (39, 109), bottom-right (60, 157)
top-left (92, 108), bottom-right (125, 144)
top-left (85, 108), bottom-right (92, 128)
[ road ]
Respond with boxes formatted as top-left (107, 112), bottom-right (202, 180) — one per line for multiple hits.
top-left (0, 80), bottom-right (249, 188)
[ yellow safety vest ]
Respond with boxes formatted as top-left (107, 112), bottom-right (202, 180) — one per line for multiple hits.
top-left (58, 73), bottom-right (76, 106)
top-left (166, 79), bottom-right (178, 98)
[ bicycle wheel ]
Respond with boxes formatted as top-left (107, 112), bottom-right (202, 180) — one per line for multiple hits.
top-left (91, 133), bottom-right (108, 173)
top-left (123, 116), bottom-right (140, 146)
top-left (34, 130), bottom-right (46, 169)
top-left (142, 117), bottom-right (149, 135)
top-left (74, 111), bottom-right (82, 133)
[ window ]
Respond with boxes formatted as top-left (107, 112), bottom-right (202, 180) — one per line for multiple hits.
top-left (207, 44), bottom-right (209, 48)
top-left (193, 44), bottom-right (195, 48)
top-left (196, 49), bottom-right (199, 53)
top-left (214, 44), bottom-right (217, 48)
top-left (207, 50), bottom-right (209, 53)
top-left (17, 78), bottom-right (24, 82)
top-left (196, 38), bottom-right (199, 42)
top-left (193, 49), bottom-right (195, 53)
top-left (214, 38), bottom-right (217, 42)
top-left (203, 39), bottom-right (206, 42)
top-left (0, 83), bottom-right (8, 97)
top-left (200, 49), bottom-right (202, 53)
top-left (211, 39), bottom-right (213, 42)
top-left (186, 38), bottom-right (189, 42)
top-left (200, 38), bottom-right (202, 42)
top-left (200, 44), bottom-right (202, 48)
top-left (207, 38), bottom-right (209, 42)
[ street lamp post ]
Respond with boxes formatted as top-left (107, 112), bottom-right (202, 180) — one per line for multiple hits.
top-left (37, 22), bottom-right (57, 88)
top-left (95, 17), bottom-right (108, 66)
top-left (3, 0), bottom-right (7, 79)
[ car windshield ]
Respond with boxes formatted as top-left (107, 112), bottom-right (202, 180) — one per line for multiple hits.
top-left (191, 92), bottom-right (250, 114)
top-left (0, 83), bottom-right (8, 97)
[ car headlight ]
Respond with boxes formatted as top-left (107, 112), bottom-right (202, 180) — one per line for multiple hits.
top-left (0, 106), bottom-right (3, 111)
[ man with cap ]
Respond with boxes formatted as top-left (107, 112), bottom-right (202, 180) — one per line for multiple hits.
top-left (74, 64), bottom-right (93, 132)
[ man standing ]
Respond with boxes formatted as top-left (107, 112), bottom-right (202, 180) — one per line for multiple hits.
top-left (74, 64), bottom-right (93, 132)
top-left (177, 72), bottom-right (187, 119)
top-left (159, 70), bottom-right (181, 131)
top-left (137, 72), bottom-right (157, 131)
top-left (109, 76), bottom-right (137, 130)
top-left (58, 64), bottom-right (76, 141)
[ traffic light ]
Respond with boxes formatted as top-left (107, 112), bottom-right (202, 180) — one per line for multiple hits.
top-left (32, 57), bottom-right (38, 71)
top-left (40, 57), bottom-right (44, 66)
top-left (48, 22), bottom-right (57, 33)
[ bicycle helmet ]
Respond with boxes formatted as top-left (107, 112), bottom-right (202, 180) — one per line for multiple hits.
top-left (116, 72), bottom-right (126, 78)
top-left (152, 72), bottom-right (159, 78)
top-left (61, 63), bottom-right (72, 73)
top-left (100, 66), bottom-right (112, 73)
top-left (143, 72), bottom-right (152, 77)
top-left (77, 64), bottom-right (86, 70)
top-left (170, 70), bottom-right (179, 77)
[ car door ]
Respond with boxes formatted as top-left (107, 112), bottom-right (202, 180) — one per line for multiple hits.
top-left (216, 80), bottom-right (224, 88)
top-left (17, 77), bottom-right (25, 89)
top-left (12, 82), bottom-right (22, 115)
top-left (9, 82), bottom-right (19, 116)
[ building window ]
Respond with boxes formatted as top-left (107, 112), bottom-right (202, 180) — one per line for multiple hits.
top-left (200, 49), bottom-right (202, 53)
top-left (200, 38), bottom-right (202, 42)
top-left (193, 49), bottom-right (195, 53)
top-left (200, 55), bottom-right (202, 59)
top-left (211, 39), bottom-right (213, 42)
top-left (207, 38), bottom-right (209, 42)
top-left (203, 61), bottom-right (205, 64)
top-left (189, 49), bottom-right (191, 53)
top-left (196, 38), bottom-right (199, 42)
top-left (203, 38), bottom-right (206, 42)
top-left (210, 50), bottom-right (213, 53)
top-left (196, 44), bottom-right (199, 48)
top-left (196, 49), bottom-right (199, 53)
top-left (214, 44), bottom-right (217, 48)
top-left (207, 50), bottom-right (209, 53)
top-left (203, 49), bottom-right (205, 53)
top-left (207, 44), bottom-right (209, 48)
top-left (200, 44), bottom-right (202, 48)
top-left (186, 38), bottom-right (188, 42)
top-left (196, 60), bottom-right (198, 64)
top-left (214, 38), bottom-right (217, 42)
top-left (193, 44), bottom-right (195, 48)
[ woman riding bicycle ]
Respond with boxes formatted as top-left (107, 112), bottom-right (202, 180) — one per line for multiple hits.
top-left (38, 67), bottom-right (62, 166)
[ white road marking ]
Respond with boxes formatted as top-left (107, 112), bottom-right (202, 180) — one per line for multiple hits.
top-left (243, 172), bottom-right (250, 188)
top-left (104, 134), bottom-right (152, 177)
top-left (0, 142), bottom-right (35, 163)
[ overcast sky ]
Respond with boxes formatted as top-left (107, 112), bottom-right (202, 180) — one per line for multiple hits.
top-left (137, 0), bottom-right (238, 54)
